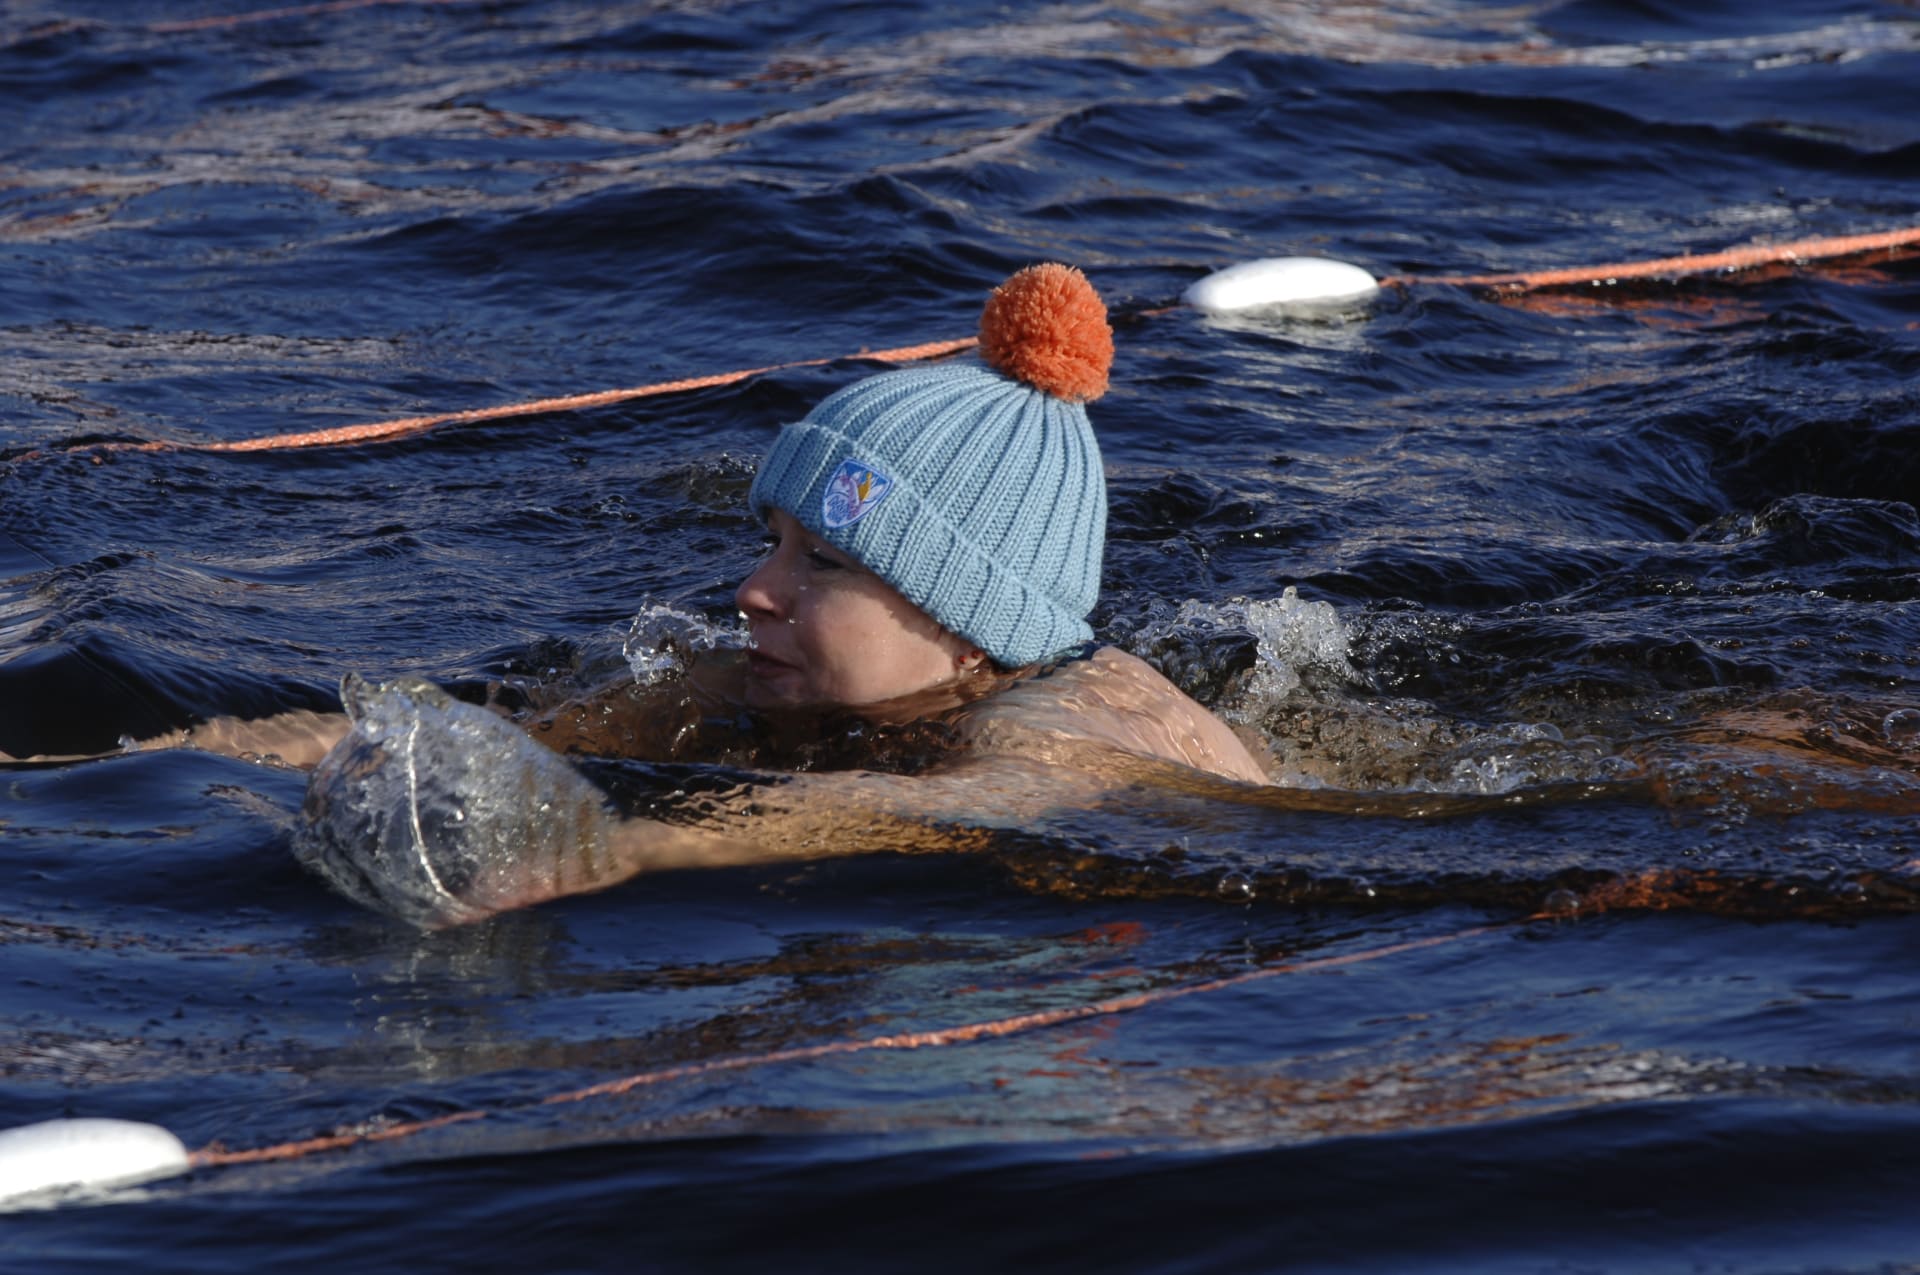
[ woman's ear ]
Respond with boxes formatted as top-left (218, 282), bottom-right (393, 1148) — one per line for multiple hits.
top-left (957, 648), bottom-right (987, 672)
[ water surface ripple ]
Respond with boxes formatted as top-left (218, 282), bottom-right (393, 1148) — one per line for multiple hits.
top-left (3, 1), bottom-right (1919, 1270)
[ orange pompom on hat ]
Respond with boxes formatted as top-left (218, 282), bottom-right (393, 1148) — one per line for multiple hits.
top-left (978, 263), bottom-right (1113, 403)
top-left (749, 263), bottom-right (1114, 667)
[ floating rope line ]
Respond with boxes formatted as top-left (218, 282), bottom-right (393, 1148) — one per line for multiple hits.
top-left (183, 919), bottom-right (1510, 1175)
top-left (187, 1110), bottom-right (485, 1169)
top-left (20, 337), bottom-right (979, 463)
top-left (1384, 224), bottom-right (1920, 290)
top-left (185, 337), bottom-right (980, 454)
top-left (17, 225), bottom-right (1918, 465)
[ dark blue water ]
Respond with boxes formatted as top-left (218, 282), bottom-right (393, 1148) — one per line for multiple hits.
top-left (3, 1), bottom-right (1919, 1270)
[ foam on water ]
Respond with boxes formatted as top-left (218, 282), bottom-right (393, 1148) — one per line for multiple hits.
top-left (1118, 596), bottom-right (1663, 795)
top-left (1418, 722), bottom-right (1637, 796)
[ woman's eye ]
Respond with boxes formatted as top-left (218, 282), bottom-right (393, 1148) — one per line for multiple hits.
top-left (805, 548), bottom-right (844, 571)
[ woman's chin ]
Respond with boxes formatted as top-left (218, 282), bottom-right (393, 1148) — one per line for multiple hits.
top-left (742, 666), bottom-right (812, 709)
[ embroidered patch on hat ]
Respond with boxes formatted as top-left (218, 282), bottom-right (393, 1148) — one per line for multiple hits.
top-left (821, 458), bottom-right (893, 529)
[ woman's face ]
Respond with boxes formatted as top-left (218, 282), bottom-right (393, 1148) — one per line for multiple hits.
top-left (734, 507), bottom-right (980, 709)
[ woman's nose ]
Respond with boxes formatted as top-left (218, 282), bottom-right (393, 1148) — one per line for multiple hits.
top-left (734, 556), bottom-right (784, 620)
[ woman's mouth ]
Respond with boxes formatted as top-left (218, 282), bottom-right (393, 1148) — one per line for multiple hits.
top-left (746, 649), bottom-right (798, 678)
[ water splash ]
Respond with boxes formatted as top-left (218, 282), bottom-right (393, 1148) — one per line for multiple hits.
top-left (296, 675), bottom-right (615, 929)
top-left (621, 602), bottom-right (744, 685)
top-left (1111, 592), bottom-right (1668, 795)
top-left (1420, 723), bottom-right (1637, 797)
top-left (1113, 587), bottom-right (1358, 717)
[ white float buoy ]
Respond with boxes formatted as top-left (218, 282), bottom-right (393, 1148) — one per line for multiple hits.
top-left (0, 1118), bottom-right (191, 1207)
top-left (1182, 256), bottom-right (1380, 314)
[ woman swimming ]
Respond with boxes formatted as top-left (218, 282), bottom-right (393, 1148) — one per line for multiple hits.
top-left (291, 264), bottom-right (1276, 927)
top-left (7, 264), bottom-right (1912, 925)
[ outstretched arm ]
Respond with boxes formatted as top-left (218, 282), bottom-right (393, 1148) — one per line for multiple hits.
top-left (295, 675), bottom-right (1112, 929)
top-left (0, 663), bottom-right (701, 772)
top-left (0, 709), bottom-right (351, 769)
top-left (148, 710), bottom-right (352, 768)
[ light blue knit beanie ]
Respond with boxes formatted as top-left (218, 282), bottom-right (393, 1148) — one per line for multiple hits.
top-left (748, 263), bottom-right (1113, 668)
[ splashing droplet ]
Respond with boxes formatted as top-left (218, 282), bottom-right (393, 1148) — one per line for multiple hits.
top-left (622, 602), bottom-right (744, 684)
top-left (1883, 708), bottom-right (1920, 751)
top-left (1217, 873), bottom-right (1255, 902)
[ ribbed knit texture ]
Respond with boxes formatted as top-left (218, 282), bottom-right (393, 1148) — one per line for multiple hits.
top-left (749, 360), bottom-right (1106, 667)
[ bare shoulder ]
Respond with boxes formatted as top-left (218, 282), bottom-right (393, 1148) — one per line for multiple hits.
top-left (955, 646), bottom-right (1272, 786)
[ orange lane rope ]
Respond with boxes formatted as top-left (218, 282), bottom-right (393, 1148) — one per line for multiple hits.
top-left (31, 337), bottom-right (979, 463)
top-left (22, 225), bottom-right (1918, 465)
top-left (194, 337), bottom-right (979, 454)
top-left (1388, 224), bottom-right (1920, 290)
top-left (185, 918), bottom-right (1512, 1172)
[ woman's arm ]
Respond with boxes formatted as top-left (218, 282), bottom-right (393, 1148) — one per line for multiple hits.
top-left (0, 709), bottom-right (351, 769)
top-left (295, 675), bottom-right (1112, 928)
top-left (154, 710), bottom-right (352, 768)
top-left (0, 660), bottom-right (709, 773)
top-left (294, 648), bottom-right (1283, 931)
